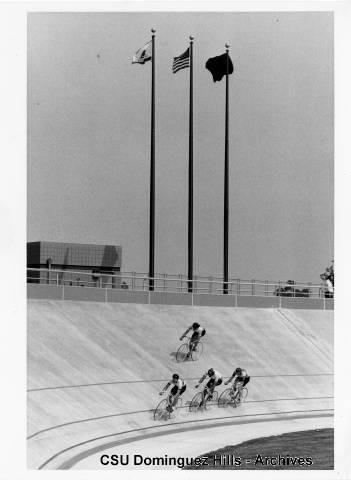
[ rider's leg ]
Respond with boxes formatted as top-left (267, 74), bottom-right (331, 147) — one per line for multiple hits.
top-left (234, 381), bottom-right (244, 402)
top-left (207, 386), bottom-right (214, 401)
top-left (186, 341), bottom-right (194, 358)
top-left (199, 386), bottom-right (208, 406)
top-left (209, 378), bottom-right (222, 401)
top-left (172, 393), bottom-right (179, 408)
top-left (231, 381), bottom-right (239, 400)
top-left (167, 394), bottom-right (174, 412)
top-left (176, 384), bottom-right (186, 406)
top-left (169, 384), bottom-right (181, 411)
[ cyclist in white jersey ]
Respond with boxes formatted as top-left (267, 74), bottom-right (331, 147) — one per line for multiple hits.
top-left (159, 373), bottom-right (186, 412)
top-left (179, 322), bottom-right (206, 358)
top-left (195, 368), bottom-right (223, 403)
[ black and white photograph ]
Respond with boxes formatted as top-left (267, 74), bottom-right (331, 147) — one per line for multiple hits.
top-left (2, 2), bottom-right (351, 478)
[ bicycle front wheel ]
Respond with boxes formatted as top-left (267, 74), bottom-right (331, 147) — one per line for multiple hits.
top-left (154, 399), bottom-right (169, 421)
top-left (189, 392), bottom-right (203, 412)
top-left (190, 342), bottom-right (203, 361)
top-left (176, 344), bottom-right (189, 362)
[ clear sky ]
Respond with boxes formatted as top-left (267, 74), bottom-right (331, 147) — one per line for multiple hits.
top-left (27, 11), bottom-right (333, 284)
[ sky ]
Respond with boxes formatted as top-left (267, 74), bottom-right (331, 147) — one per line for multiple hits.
top-left (27, 11), bottom-right (333, 284)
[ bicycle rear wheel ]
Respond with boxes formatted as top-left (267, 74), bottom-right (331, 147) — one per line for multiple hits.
top-left (239, 387), bottom-right (248, 403)
top-left (234, 387), bottom-right (248, 406)
top-left (175, 397), bottom-right (183, 411)
top-left (218, 388), bottom-right (233, 407)
top-left (190, 342), bottom-right (203, 361)
top-left (204, 390), bottom-right (218, 409)
top-left (154, 399), bottom-right (169, 421)
top-left (189, 392), bottom-right (203, 412)
top-left (176, 344), bottom-right (189, 362)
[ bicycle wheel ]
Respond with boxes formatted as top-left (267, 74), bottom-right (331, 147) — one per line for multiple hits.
top-left (189, 392), bottom-right (203, 412)
top-left (190, 342), bottom-right (203, 361)
top-left (218, 388), bottom-right (233, 407)
top-left (154, 399), bottom-right (169, 421)
top-left (176, 343), bottom-right (189, 362)
top-left (234, 387), bottom-right (248, 406)
top-left (239, 387), bottom-right (248, 403)
top-left (175, 397), bottom-right (183, 411)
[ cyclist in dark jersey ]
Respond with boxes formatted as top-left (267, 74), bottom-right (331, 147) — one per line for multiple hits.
top-left (179, 322), bottom-right (206, 358)
top-left (159, 373), bottom-right (186, 412)
top-left (225, 367), bottom-right (250, 400)
top-left (195, 368), bottom-right (223, 404)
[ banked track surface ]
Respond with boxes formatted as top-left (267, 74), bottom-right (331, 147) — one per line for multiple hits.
top-left (27, 300), bottom-right (333, 469)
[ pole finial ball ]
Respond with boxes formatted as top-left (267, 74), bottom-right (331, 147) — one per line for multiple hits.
top-left (151, 28), bottom-right (156, 34)
top-left (189, 35), bottom-right (194, 41)
top-left (225, 43), bottom-right (230, 49)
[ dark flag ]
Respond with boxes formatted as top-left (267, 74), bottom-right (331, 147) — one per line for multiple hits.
top-left (205, 53), bottom-right (234, 82)
top-left (172, 47), bottom-right (190, 73)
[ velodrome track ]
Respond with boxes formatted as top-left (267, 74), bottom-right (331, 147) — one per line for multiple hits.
top-left (27, 300), bottom-right (333, 469)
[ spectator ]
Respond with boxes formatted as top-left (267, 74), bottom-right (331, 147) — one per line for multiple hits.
top-left (325, 276), bottom-right (334, 297)
top-left (320, 271), bottom-right (334, 298)
top-left (328, 259), bottom-right (334, 286)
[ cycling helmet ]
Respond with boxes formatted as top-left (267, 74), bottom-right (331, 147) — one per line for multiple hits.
top-left (192, 322), bottom-right (200, 329)
top-left (235, 367), bottom-right (242, 375)
top-left (172, 373), bottom-right (179, 381)
top-left (208, 368), bottom-right (214, 376)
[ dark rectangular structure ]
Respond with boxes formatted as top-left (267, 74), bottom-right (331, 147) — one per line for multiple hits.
top-left (27, 241), bottom-right (122, 288)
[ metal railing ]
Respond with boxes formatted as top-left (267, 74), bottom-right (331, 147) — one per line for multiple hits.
top-left (26, 268), bottom-right (332, 299)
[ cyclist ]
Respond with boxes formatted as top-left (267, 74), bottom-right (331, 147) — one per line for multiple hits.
top-left (195, 368), bottom-right (222, 405)
top-left (224, 367), bottom-right (250, 402)
top-left (159, 373), bottom-right (186, 412)
top-left (179, 322), bottom-right (206, 358)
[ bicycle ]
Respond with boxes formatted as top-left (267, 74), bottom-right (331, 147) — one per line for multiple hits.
top-left (154, 393), bottom-right (183, 420)
top-left (189, 387), bottom-right (219, 412)
top-left (176, 336), bottom-right (203, 362)
top-left (218, 386), bottom-right (248, 408)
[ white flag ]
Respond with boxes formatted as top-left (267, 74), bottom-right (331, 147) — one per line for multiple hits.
top-left (132, 41), bottom-right (152, 64)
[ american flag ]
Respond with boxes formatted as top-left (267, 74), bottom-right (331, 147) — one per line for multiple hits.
top-left (172, 48), bottom-right (190, 74)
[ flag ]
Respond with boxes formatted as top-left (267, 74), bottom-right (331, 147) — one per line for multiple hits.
top-left (205, 53), bottom-right (233, 82)
top-left (132, 41), bottom-right (152, 64)
top-left (172, 48), bottom-right (190, 74)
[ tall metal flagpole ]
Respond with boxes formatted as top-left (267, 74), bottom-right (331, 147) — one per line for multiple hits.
top-left (223, 43), bottom-right (230, 294)
top-left (149, 28), bottom-right (156, 291)
top-left (188, 35), bottom-right (194, 293)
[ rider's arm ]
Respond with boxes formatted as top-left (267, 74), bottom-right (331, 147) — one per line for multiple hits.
top-left (196, 373), bottom-right (207, 387)
top-left (180, 326), bottom-right (191, 340)
top-left (159, 382), bottom-right (171, 394)
top-left (225, 373), bottom-right (235, 385)
top-left (201, 328), bottom-right (206, 337)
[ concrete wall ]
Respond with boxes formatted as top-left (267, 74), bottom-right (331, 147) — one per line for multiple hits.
top-left (27, 284), bottom-right (333, 310)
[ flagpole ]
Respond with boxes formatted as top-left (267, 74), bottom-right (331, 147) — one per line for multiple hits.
top-left (149, 28), bottom-right (156, 291)
top-left (188, 35), bottom-right (194, 294)
top-left (223, 43), bottom-right (230, 295)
